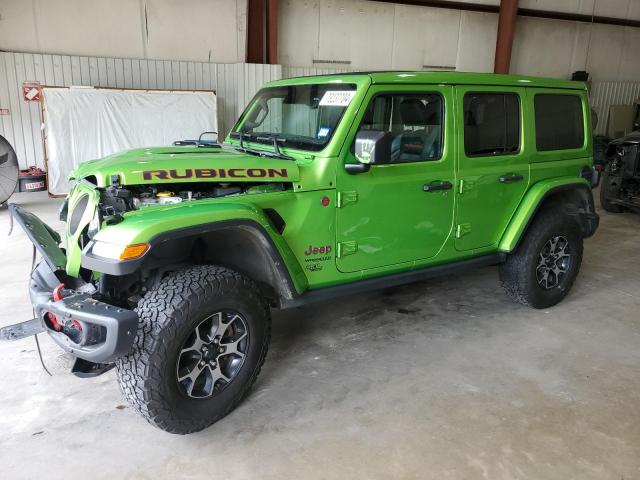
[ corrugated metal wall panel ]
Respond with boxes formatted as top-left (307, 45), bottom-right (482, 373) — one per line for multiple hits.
top-left (0, 52), bottom-right (286, 170)
top-left (590, 81), bottom-right (640, 136)
top-left (10, 55), bottom-right (638, 169)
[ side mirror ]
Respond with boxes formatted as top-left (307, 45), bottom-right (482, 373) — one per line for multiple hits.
top-left (345, 130), bottom-right (393, 174)
top-left (355, 130), bottom-right (393, 165)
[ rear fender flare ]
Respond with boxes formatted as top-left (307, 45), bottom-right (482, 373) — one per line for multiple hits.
top-left (499, 178), bottom-right (598, 252)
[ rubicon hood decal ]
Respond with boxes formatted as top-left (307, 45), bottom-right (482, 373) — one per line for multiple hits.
top-left (71, 146), bottom-right (300, 186)
top-left (143, 167), bottom-right (289, 181)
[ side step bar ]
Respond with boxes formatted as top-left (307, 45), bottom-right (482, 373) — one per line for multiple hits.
top-left (282, 253), bottom-right (506, 309)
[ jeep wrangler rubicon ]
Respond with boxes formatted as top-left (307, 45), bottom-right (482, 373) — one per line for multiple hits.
top-left (4, 72), bottom-right (599, 434)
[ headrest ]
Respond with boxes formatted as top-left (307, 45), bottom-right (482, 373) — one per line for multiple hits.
top-left (424, 100), bottom-right (441, 125)
top-left (400, 99), bottom-right (428, 126)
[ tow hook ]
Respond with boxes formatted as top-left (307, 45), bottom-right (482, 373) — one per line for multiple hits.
top-left (45, 284), bottom-right (83, 343)
top-left (44, 284), bottom-right (65, 331)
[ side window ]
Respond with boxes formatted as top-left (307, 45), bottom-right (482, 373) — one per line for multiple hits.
top-left (463, 93), bottom-right (520, 156)
top-left (534, 94), bottom-right (584, 151)
top-left (357, 93), bottom-right (443, 163)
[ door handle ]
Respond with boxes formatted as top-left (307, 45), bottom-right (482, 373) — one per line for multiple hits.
top-left (499, 173), bottom-right (524, 184)
top-left (423, 180), bottom-right (452, 192)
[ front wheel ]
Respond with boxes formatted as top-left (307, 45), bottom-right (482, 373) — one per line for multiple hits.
top-left (499, 209), bottom-right (583, 309)
top-left (116, 265), bottom-right (270, 434)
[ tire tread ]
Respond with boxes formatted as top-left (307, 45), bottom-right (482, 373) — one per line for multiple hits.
top-left (499, 208), bottom-right (583, 309)
top-left (116, 265), bottom-right (270, 434)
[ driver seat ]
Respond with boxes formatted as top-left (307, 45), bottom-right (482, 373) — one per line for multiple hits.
top-left (391, 98), bottom-right (441, 163)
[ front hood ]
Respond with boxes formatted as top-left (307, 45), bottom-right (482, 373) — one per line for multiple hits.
top-left (71, 146), bottom-right (300, 186)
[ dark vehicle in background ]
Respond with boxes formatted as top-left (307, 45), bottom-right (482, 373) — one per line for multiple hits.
top-left (593, 135), bottom-right (610, 171)
top-left (600, 131), bottom-right (640, 213)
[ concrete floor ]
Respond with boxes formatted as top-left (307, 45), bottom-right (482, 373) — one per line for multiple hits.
top-left (0, 191), bottom-right (639, 480)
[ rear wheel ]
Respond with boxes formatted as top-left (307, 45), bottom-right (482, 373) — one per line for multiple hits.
top-left (500, 209), bottom-right (583, 309)
top-left (599, 167), bottom-right (624, 213)
top-left (116, 265), bottom-right (270, 434)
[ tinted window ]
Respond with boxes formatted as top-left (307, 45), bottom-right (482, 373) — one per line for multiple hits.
top-left (535, 94), bottom-right (584, 151)
top-left (357, 93), bottom-right (443, 163)
top-left (463, 93), bottom-right (520, 156)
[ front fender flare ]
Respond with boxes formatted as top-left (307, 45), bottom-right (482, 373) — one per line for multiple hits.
top-left (82, 202), bottom-right (307, 300)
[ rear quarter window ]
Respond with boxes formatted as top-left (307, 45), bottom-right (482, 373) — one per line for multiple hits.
top-left (534, 94), bottom-right (584, 151)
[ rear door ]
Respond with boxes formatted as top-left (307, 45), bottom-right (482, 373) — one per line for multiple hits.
top-left (454, 86), bottom-right (530, 251)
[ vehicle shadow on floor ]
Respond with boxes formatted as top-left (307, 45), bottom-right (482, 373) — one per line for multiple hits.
top-left (246, 266), bottom-right (524, 391)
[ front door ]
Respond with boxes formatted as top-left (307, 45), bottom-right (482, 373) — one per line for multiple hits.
top-left (454, 86), bottom-right (530, 251)
top-left (336, 85), bottom-right (455, 273)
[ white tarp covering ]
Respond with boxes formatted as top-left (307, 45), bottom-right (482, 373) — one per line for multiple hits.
top-left (43, 87), bottom-right (217, 195)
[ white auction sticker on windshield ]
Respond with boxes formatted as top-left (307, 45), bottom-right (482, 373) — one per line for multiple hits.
top-left (319, 90), bottom-right (356, 107)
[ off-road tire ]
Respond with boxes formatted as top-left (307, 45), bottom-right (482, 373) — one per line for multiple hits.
top-left (499, 208), bottom-right (583, 309)
top-left (599, 167), bottom-right (624, 213)
top-left (116, 265), bottom-right (270, 434)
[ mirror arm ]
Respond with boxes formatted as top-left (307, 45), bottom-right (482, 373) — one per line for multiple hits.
top-left (344, 163), bottom-right (371, 175)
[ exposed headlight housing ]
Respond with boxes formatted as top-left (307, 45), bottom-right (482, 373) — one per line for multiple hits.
top-left (87, 210), bottom-right (101, 239)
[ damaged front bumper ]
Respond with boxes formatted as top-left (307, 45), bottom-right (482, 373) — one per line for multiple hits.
top-left (5, 205), bottom-right (138, 364)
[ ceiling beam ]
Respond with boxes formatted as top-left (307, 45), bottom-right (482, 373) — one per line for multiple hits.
top-left (369, 0), bottom-right (640, 28)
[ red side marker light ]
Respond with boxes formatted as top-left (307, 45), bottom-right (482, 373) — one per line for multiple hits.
top-left (321, 196), bottom-right (330, 207)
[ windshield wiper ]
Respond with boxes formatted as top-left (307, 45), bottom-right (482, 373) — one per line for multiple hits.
top-left (255, 135), bottom-right (294, 160)
top-left (229, 132), bottom-right (293, 160)
top-left (229, 131), bottom-right (259, 157)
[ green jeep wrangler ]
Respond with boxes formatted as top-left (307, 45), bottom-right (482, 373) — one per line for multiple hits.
top-left (6, 72), bottom-right (598, 434)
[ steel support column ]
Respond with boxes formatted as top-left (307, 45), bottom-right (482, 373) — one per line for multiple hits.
top-left (266, 0), bottom-right (278, 64)
top-left (494, 0), bottom-right (519, 74)
top-left (246, 0), bottom-right (278, 64)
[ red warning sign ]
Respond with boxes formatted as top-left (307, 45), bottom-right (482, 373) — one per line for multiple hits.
top-left (22, 82), bottom-right (41, 102)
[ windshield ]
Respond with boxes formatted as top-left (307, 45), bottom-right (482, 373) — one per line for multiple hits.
top-left (231, 83), bottom-right (357, 152)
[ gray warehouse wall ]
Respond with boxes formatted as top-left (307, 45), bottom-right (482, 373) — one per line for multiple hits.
top-left (2, 0), bottom-right (639, 81)
top-left (0, 0), bottom-right (247, 64)
top-left (279, 0), bottom-right (640, 81)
